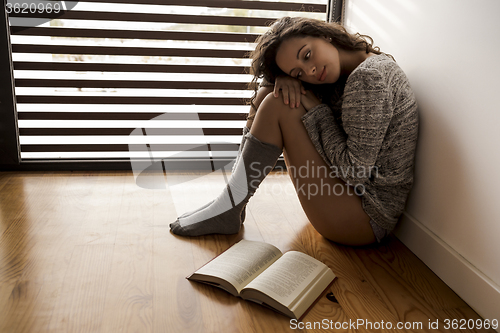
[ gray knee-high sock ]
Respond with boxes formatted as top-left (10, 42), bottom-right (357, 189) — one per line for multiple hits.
top-left (170, 133), bottom-right (281, 236)
top-left (177, 126), bottom-right (250, 221)
top-left (233, 126), bottom-right (250, 222)
top-left (232, 126), bottom-right (250, 173)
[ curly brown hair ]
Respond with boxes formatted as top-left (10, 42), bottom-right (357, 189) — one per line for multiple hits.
top-left (247, 17), bottom-right (387, 109)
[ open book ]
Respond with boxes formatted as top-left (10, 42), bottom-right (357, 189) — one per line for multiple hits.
top-left (187, 239), bottom-right (336, 319)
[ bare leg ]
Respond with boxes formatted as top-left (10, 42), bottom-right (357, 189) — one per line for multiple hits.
top-left (246, 86), bottom-right (274, 129)
top-left (250, 93), bottom-right (376, 246)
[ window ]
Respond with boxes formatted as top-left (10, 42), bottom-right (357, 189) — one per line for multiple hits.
top-left (4, 0), bottom-right (331, 169)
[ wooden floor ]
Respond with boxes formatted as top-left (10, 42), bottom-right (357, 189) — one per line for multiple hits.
top-left (0, 170), bottom-right (493, 333)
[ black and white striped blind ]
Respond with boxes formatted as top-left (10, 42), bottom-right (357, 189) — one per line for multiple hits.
top-left (8, 0), bottom-right (327, 163)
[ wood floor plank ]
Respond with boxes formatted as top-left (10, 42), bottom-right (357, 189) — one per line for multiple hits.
top-left (100, 174), bottom-right (155, 332)
top-left (152, 174), bottom-right (205, 333)
top-left (47, 244), bottom-right (115, 332)
top-left (343, 241), bottom-right (440, 330)
top-left (0, 172), bottom-right (10, 196)
top-left (248, 174), bottom-right (302, 251)
top-left (0, 171), bottom-right (494, 333)
top-left (0, 173), bottom-right (61, 331)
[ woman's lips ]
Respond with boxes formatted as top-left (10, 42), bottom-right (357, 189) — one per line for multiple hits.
top-left (318, 67), bottom-right (327, 82)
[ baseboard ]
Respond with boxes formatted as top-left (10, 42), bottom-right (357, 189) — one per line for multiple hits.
top-left (394, 212), bottom-right (500, 329)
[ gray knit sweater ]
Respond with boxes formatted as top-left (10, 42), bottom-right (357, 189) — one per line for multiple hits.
top-left (301, 54), bottom-right (418, 231)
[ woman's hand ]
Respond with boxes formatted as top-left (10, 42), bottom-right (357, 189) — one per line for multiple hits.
top-left (301, 90), bottom-right (322, 112)
top-left (274, 76), bottom-right (306, 108)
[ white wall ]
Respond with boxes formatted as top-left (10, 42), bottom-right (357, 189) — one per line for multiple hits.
top-left (343, 0), bottom-right (500, 322)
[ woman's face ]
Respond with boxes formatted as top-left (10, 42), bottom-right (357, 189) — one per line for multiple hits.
top-left (275, 36), bottom-right (341, 84)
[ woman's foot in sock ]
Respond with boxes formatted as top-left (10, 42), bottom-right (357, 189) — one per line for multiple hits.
top-left (170, 189), bottom-right (247, 236)
top-left (179, 201), bottom-right (246, 222)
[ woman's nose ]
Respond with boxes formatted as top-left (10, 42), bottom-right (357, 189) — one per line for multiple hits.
top-left (307, 65), bottom-right (316, 76)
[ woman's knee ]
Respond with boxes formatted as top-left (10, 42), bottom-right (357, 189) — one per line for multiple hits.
top-left (258, 92), bottom-right (306, 119)
top-left (254, 86), bottom-right (274, 106)
top-left (247, 87), bottom-right (274, 128)
top-left (249, 87), bottom-right (274, 116)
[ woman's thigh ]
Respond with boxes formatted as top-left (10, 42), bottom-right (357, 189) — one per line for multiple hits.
top-left (252, 94), bottom-right (376, 245)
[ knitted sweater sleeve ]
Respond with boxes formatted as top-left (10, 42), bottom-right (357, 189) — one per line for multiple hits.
top-left (301, 65), bottom-right (392, 185)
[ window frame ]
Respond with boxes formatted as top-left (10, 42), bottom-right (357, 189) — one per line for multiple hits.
top-left (0, 0), bottom-right (342, 171)
top-left (0, 5), bottom-right (20, 168)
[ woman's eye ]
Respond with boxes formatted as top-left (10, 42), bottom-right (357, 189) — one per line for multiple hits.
top-left (305, 51), bottom-right (311, 60)
top-left (296, 71), bottom-right (302, 78)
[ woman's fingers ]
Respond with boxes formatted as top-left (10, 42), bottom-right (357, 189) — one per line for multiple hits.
top-left (287, 83), bottom-right (301, 108)
top-left (287, 87), bottom-right (296, 107)
top-left (273, 83), bottom-right (281, 98)
top-left (278, 85), bottom-right (290, 105)
top-left (273, 76), bottom-right (305, 108)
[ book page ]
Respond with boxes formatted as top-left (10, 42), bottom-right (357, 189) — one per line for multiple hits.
top-left (195, 240), bottom-right (282, 293)
top-left (243, 251), bottom-right (328, 307)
